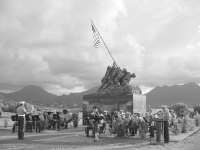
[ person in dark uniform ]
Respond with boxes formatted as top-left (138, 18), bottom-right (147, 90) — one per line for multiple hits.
top-left (16, 102), bottom-right (26, 139)
top-left (161, 105), bottom-right (171, 143)
top-left (89, 106), bottom-right (100, 142)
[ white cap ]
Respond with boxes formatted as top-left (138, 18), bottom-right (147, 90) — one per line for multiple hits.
top-left (19, 101), bottom-right (25, 105)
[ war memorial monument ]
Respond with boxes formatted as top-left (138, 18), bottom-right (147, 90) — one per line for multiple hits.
top-left (82, 62), bottom-right (146, 123)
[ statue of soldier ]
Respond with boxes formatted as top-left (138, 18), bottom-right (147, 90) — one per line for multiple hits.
top-left (98, 62), bottom-right (117, 91)
top-left (101, 67), bottom-right (121, 91)
top-left (114, 68), bottom-right (127, 85)
top-left (122, 72), bottom-right (136, 85)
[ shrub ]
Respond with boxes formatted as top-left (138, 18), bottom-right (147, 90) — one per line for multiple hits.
top-left (171, 121), bottom-right (182, 135)
top-left (194, 112), bottom-right (200, 127)
top-left (194, 106), bottom-right (200, 114)
top-left (169, 103), bottom-right (189, 118)
top-left (178, 118), bottom-right (183, 124)
top-left (181, 116), bottom-right (189, 133)
top-left (188, 119), bottom-right (196, 131)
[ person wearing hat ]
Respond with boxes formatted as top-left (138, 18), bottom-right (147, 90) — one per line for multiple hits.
top-left (37, 111), bottom-right (45, 132)
top-left (59, 112), bottom-right (65, 128)
top-left (64, 110), bottom-right (72, 129)
top-left (16, 102), bottom-right (27, 139)
top-left (89, 106), bottom-right (101, 142)
top-left (161, 105), bottom-right (171, 143)
top-left (48, 111), bottom-right (56, 130)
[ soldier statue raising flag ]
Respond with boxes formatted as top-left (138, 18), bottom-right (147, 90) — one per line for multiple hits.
top-left (90, 20), bottom-right (140, 95)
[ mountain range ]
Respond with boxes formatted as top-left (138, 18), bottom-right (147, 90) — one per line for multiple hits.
top-left (146, 82), bottom-right (200, 108)
top-left (0, 82), bottom-right (200, 108)
top-left (0, 85), bottom-right (98, 106)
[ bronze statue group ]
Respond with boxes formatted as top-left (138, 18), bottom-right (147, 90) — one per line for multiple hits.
top-left (85, 105), bottom-right (173, 143)
top-left (96, 62), bottom-right (138, 95)
top-left (12, 102), bottom-right (79, 139)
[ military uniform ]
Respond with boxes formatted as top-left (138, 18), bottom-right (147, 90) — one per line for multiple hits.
top-left (16, 103), bottom-right (26, 139)
top-left (162, 107), bottom-right (171, 143)
top-left (64, 113), bottom-right (72, 129)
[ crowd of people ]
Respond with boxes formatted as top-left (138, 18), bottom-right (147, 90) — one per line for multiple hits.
top-left (12, 102), bottom-right (79, 139)
top-left (85, 105), bottom-right (176, 143)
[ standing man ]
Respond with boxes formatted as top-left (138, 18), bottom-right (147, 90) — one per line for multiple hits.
top-left (0, 106), bottom-right (3, 118)
top-left (146, 105), bottom-right (152, 114)
top-left (64, 110), bottom-right (72, 129)
top-left (161, 105), bottom-right (171, 143)
top-left (16, 102), bottom-right (26, 139)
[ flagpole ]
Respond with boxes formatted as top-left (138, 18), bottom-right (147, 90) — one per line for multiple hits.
top-left (90, 19), bottom-right (118, 68)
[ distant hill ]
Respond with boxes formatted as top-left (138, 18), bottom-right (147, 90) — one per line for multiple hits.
top-left (3, 82), bottom-right (200, 108)
top-left (1, 85), bottom-right (98, 106)
top-left (54, 86), bottom-right (99, 106)
top-left (146, 82), bottom-right (200, 108)
top-left (2, 85), bottom-right (57, 104)
top-left (0, 93), bottom-right (6, 101)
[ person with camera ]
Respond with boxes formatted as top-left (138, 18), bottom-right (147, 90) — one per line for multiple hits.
top-left (16, 101), bottom-right (26, 139)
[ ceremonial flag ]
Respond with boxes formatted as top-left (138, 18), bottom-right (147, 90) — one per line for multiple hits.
top-left (91, 24), bottom-right (100, 48)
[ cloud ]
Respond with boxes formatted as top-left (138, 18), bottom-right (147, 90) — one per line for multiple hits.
top-left (0, 0), bottom-right (200, 95)
top-left (187, 44), bottom-right (194, 49)
top-left (184, 55), bottom-right (200, 72)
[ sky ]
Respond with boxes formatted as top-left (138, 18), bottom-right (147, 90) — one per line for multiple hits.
top-left (0, 0), bottom-right (200, 95)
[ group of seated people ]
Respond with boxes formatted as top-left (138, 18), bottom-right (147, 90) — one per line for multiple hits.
top-left (85, 108), bottom-right (176, 138)
top-left (12, 110), bottom-right (79, 133)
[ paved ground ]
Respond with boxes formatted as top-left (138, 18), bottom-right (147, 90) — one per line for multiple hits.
top-left (0, 125), bottom-right (199, 150)
top-left (0, 127), bottom-right (151, 150)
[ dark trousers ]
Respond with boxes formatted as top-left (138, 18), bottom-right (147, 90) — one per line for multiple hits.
top-left (12, 122), bottom-right (18, 133)
top-left (127, 125), bottom-right (138, 136)
top-left (85, 126), bottom-right (93, 136)
top-left (164, 121), bottom-right (169, 143)
top-left (36, 121), bottom-right (44, 132)
top-left (26, 121), bottom-right (33, 132)
top-left (149, 126), bottom-right (156, 137)
top-left (49, 120), bottom-right (56, 129)
top-left (18, 116), bottom-right (25, 139)
top-left (65, 120), bottom-right (71, 129)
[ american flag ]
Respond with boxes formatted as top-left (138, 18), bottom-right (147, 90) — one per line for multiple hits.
top-left (91, 24), bottom-right (100, 48)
